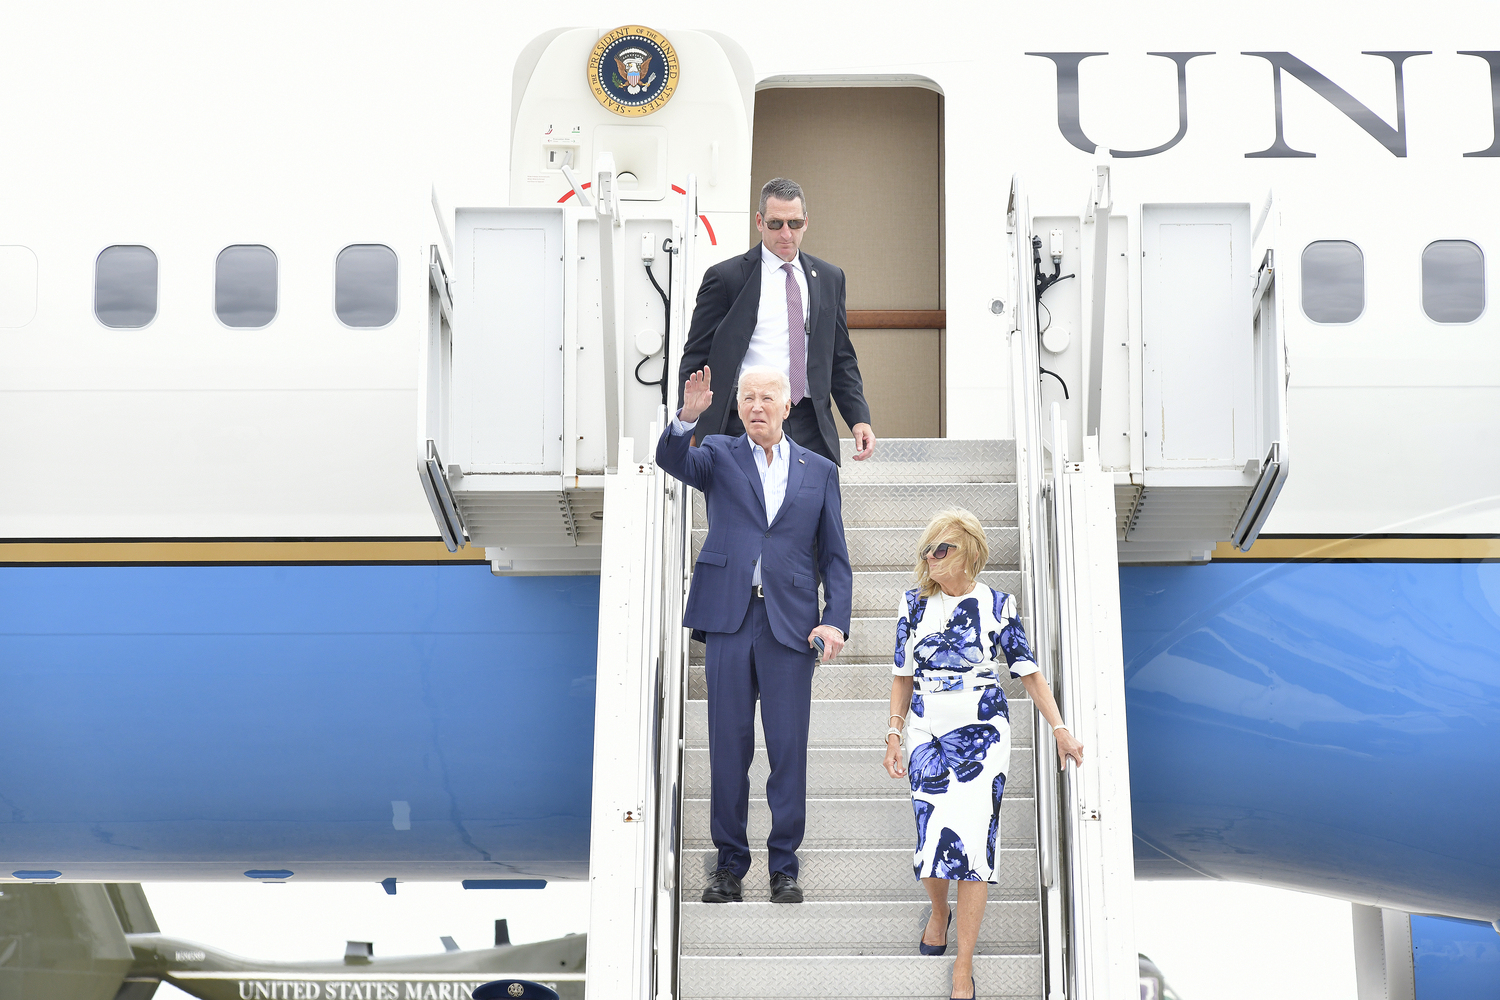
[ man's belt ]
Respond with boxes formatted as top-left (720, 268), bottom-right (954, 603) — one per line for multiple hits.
top-left (750, 584), bottom-right (765, 598)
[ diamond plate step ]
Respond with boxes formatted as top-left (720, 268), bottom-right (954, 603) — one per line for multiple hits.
top-left (692, 526), bottom-right (1019, 572)
top-left (684, 700), bottom-right (1035, 750)
top-left (694, 482), bottom-right (1018, 529)
top-left (688, 661), bottom-right (1035, 703)
top-left (684, 747), bottom-right (1036, 800)
top-left (688, 614), bottom-right (1025, 665)
top-left (837, 439), bottom-right (1018, 483)
top-left (682, 796), bottom-right (1038, 850)
top-left (679, 954), bottom-right (1043, 999)
top-left (689, 618), bottom-right (907, 665)
top-left (679, 848), bottom-right (1039, 903)
top-left (851, 570), bottom-right (1023, 614)
top-left (679, 900), bottom-right (1039, 956)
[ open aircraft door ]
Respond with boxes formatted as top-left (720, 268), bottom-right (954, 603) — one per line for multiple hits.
top-left (415, 27), bottom-right (750, 574)
top-left (1232, 195), bottom-right (1291, 550)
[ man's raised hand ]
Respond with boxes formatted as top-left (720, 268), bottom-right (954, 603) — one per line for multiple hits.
top-left (680, 366), bottom-right (713, 423)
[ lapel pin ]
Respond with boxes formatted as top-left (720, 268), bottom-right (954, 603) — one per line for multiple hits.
top-left (811, 269), bottom-right (817, 277)
top-left (799, 458), bottom-right (806, 464)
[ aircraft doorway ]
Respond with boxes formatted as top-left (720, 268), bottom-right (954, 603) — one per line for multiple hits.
top-left (750, 83), bottom-right (946, 438)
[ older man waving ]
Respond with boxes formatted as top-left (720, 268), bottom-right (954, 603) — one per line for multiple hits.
top-left (657, 364), bottom-right (853, 905)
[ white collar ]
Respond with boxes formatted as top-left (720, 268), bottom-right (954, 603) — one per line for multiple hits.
top-left (760, 244), bottom-right (802, 272)
top-left (749, 432), bottom-right (790, 462)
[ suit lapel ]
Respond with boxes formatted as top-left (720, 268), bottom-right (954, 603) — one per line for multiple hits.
top-left (730, 435), bottom-right (767, 514)
top-left (767, 438), bottom-right (810, 531)
top-left (802, 252), bottom-right (823, 344)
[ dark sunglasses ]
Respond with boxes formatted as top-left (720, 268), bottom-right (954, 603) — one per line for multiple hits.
top-left (763, 218), bottom-right (806, 230)
top-left (922, 542), bottom-right (958, 560)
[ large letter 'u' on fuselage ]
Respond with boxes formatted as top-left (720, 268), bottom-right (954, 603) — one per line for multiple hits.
top-left (1026, 52), bottom-right (1212, 157)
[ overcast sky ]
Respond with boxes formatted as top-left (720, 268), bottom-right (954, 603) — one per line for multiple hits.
top-left (142, 878), bottom-right (1354, 1000)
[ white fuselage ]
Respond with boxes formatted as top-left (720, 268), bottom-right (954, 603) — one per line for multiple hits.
top-left (2, 1), bottom-right (1496, 541)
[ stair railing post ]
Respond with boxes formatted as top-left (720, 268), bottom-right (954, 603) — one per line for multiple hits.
top-left (1051, 403), bottom-right (1101, 1000)
top-left (1011, 177), bottom-right (1070, 1000)
top-left (653, 444), bottom-right (688, 1000)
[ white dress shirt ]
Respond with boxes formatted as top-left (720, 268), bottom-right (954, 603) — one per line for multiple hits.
top-left (737, 244), bottom-right (810, 388)
top-left (670, 413), bottom-right (791, 586)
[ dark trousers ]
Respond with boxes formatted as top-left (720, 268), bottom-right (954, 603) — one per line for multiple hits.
top-left (724, 398), bottom-right (835, 465)
top-left (703, 595), bottom-right (815, 879)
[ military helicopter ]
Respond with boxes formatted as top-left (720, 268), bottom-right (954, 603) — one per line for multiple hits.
top-left (0, 882), bottom-right (583, 1000)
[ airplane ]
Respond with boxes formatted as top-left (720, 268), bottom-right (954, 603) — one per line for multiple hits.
top-left (1, 3), bottom-right (1498, 999)
top-left (0, 882), bottom-right (583, 1000)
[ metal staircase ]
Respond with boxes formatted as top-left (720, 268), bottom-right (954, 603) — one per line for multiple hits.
top-left (583, 174), bottom-right (1145, 1000)
top-left (677, 439), bottom-right (1045, 999)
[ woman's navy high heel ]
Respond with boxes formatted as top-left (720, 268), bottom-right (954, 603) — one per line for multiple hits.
top-left (918, 910), bottom-right (952, 956)
top-left (950, 975), bottom-right (975, 1000)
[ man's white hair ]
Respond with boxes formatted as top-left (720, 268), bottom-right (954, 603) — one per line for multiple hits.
top-left (737, 365), bottom-right (791, 402)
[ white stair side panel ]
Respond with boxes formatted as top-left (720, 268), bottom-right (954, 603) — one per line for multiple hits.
top-left (1064, 460), bottom-right (1137, 999)
top-left (585, 466), bottom-right (660, 1000)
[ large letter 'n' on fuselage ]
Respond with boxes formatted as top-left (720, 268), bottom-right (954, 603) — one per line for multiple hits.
top-left (1242, 51), bottom-right (1430, 157)
top-left (1026, 52), bottom-right (1212, 157)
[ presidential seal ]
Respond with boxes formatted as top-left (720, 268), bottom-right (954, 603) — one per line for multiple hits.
top-left (587, 26), bottom-right (679, 117)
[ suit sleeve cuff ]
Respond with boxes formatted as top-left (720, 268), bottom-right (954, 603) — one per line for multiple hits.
top-left (671, 412), bottom-right (698, 434)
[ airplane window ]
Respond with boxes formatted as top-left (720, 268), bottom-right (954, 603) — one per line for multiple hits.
top-left (1421, 240), bottom-right (1485, 323)
top-left (94, 245), bottom-right (158, 328)
top-left (1300, 241), bottom-right (1364, 323)
top-left (215, 244), bottom-right (278, 328)
top-left (335, 244), bottom-right (398, 327)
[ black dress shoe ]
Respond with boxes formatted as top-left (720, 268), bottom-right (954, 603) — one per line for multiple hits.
top-left (769, 872), bottom-right (803, 903)
top-left (701, 868), bottom-right (743, 903)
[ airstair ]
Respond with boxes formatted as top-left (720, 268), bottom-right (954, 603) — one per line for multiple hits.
top-left (587, 402), bottom-right (1139, 1000)
top-left (572, 168), bottom-right (1192, 998)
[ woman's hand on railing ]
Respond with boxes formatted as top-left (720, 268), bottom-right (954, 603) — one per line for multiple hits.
top-left (1054, 726), bottom-right (1085, 769)
top-left (883, 735), bottom-right (907, 779)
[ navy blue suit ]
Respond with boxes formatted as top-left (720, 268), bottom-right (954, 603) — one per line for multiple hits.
top-left (657, 425), bottom-right (853, 879)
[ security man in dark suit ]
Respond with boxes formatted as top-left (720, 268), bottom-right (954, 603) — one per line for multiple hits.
top-left (678, 177), bottom-right (877, 466)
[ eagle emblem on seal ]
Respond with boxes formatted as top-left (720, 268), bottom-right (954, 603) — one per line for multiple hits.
top-left (613, 48), bottom-right (654, 94)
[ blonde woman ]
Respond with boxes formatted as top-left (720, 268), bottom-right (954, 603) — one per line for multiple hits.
top-left (882, 508), bottom-right (1084, 1000)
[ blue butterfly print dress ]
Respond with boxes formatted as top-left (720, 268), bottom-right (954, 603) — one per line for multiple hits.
top-left (893, 584), bottom-right (1038, 882)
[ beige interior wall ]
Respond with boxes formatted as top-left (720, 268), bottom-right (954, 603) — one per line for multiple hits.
top-left (750, 87), bottom-right (945, 438)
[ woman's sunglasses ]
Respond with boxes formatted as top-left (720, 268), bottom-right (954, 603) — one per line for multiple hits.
top-left (922, 542), bottom-right (958, 560)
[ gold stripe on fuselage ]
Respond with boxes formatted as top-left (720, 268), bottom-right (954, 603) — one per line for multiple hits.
top-left (2, 536), bottom-right (1495, 565)
top-left (0, 539), bottom-right (487, 565)
top-left (1213, 536), bottom-right (1500, 562)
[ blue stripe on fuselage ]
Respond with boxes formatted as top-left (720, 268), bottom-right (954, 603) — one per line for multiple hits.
top-left (0, 565), bottom-right (598, 878)
top-left (1121, 561), bottom-right (1500, 919)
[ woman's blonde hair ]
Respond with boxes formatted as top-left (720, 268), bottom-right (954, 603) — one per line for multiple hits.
top-left (913, 507), bottom-right (989, 598)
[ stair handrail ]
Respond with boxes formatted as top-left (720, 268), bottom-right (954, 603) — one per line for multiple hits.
top-left (652, 462), bottom-right (690, 1000)
top-left (1009, 177), bottom-right (1071, 1000)
top-left (652, 176), bottom-right (696, 1000)
top-left (1050, 402), bottom-right (1089, 1000)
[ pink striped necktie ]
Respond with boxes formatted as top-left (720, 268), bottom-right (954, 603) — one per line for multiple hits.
top-left (782, 262), bottom-right (807, 404)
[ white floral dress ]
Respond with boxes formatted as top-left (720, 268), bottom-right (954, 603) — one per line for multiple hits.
top-left (892, 583), bottom-right (1038, 882)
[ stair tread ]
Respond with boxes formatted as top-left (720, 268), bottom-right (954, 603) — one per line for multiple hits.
top-left (679, 953), bottom-right (1042, 999)
top-left (680, 900), bottom-right (1039, 956)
